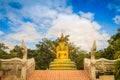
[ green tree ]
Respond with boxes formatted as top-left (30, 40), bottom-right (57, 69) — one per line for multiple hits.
top-left (74, 50), bottom-right (89, 70)
top-left (95, 50), bottom-right (104, 59)
top-left (27, 49), bottom-right (36, 58)
top-left (114, 61), bottom-right (120, 80)
top-left (35, 38), bottom-right (55, 69)
top-left (10, 45), bottom-right (23, 58)
top-left (0, 42), bottom-right (17, 59)
top-left (96, 28), bottom-right (120, 60)
top-left (0, 43), bottom-right (8, 54)
top-left (0, 43), bottom-right (10, 59)
top-left (108, 28), bottom-right (120, 59)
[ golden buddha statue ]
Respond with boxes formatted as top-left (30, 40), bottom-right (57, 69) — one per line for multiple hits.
top-left (56, 33), bottom-right (68, 59)
top-left (49, 32), bottom-right (76, 70)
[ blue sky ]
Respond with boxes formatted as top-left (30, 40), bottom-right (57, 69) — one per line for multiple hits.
top-left (0, 0), bottom-right (120, 51)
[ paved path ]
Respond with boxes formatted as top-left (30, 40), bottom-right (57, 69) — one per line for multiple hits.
top-left (28, 70), bottom-right (90, 80)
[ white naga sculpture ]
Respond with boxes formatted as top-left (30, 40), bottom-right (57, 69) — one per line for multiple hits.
top-left (21, 40), bottom-right (27, 80)
top-left (90, 40), bottom-right (97, 80)
top-left (21, 40), bottom-right (27, 60)
top-left (91, 40), bottom-right (96, 60)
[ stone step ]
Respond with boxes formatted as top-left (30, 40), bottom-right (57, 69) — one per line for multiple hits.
top-left (28, 70), bottom-right (90, 80)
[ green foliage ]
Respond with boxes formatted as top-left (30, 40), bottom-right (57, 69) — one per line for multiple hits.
top-left (108, 28), bottom-right (120, 59)
top-left (95, 50), bottom-right (104, 59)
top-left (0, 42), bottom-right (16, 59)
top-left (69, 42), bottom-right (79, 58)
top-left (113, 61), bottom-right (120, 80)
top-left (95, 46), bottom-right (115, 60)
top-left (96, 28), bottom-right (120, 60)
top-left (73, 50), bottom-right (89, 70)
top-left (0, 43), bottom-right (8, 51)
top-left (0, 43), bottom-right (8, 55)
top-left (10, 45), bottom-right (23, 58)
top-left (34, 38), bottom-right (56, 69)
top-left (0, 43), bottom-right (22, 59)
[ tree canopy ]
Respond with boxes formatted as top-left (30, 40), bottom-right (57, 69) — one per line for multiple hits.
top-left (95, 28), bottom-right (120, 59)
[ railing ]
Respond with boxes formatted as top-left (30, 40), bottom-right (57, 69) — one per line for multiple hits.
top-left (0, 58), bottom-right (23, 79)
top-left (0, 58), bottom-right (35, 80)
top-left (95, 58), bottom-right (119, 73)
top-left (84, 58), bottom-right (92, 79)
top-left (84, 58), bottom-right (120, 80)
top-left (27, 58), bottom-right (35, 79)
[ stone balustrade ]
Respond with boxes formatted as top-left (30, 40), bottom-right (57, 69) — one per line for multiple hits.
top-left (84, 58), bottom-right (92, 79)
top-left (95, 58), bottom-right (119, 73)
top-left (27, 58), bottom-right (35, 79)
top-left (0, 58), bottom-right (35, 80)
top-left (84, 58), bottom-right (120, 80)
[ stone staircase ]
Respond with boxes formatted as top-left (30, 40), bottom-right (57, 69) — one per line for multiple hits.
top-left (28, 70), bottom-right (90, 80)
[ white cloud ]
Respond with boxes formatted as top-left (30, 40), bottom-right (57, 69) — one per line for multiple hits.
top-left (0, 31), bottom-right (4, 35)
top-left (6, 22), bottom-right (42, 42)
top-left (0, 0), bottom-right (72, 51)
top-left (113, 15), bottom-right (120, 24)
top-left (47, 13), bottom-right (110, 51)
top-left (19, 0), bottom-right (70, 13)
top-left (107, 0), bottom-right (120, 24)
top-left (0, 0), bottom-right (110, 52)
top-left (21, 6), bottom-right (57, 24)
top-left (79, 11), bottom-right (94, 21)
top-left (7, 12), bottom-right (23, 26)
top-left (107, 0), bottom-right (120, 13)
top-left (21, 5), bottom-right (72, 25)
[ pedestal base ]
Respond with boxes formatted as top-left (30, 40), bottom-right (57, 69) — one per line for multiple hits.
top-left (49, 59), bottom-right (76, 70)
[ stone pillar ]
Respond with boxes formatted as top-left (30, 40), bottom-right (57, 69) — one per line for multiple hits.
top-left (21, 40), bottom-right (27, 80)
top-left (90, 40), bottom-right (96, 80)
